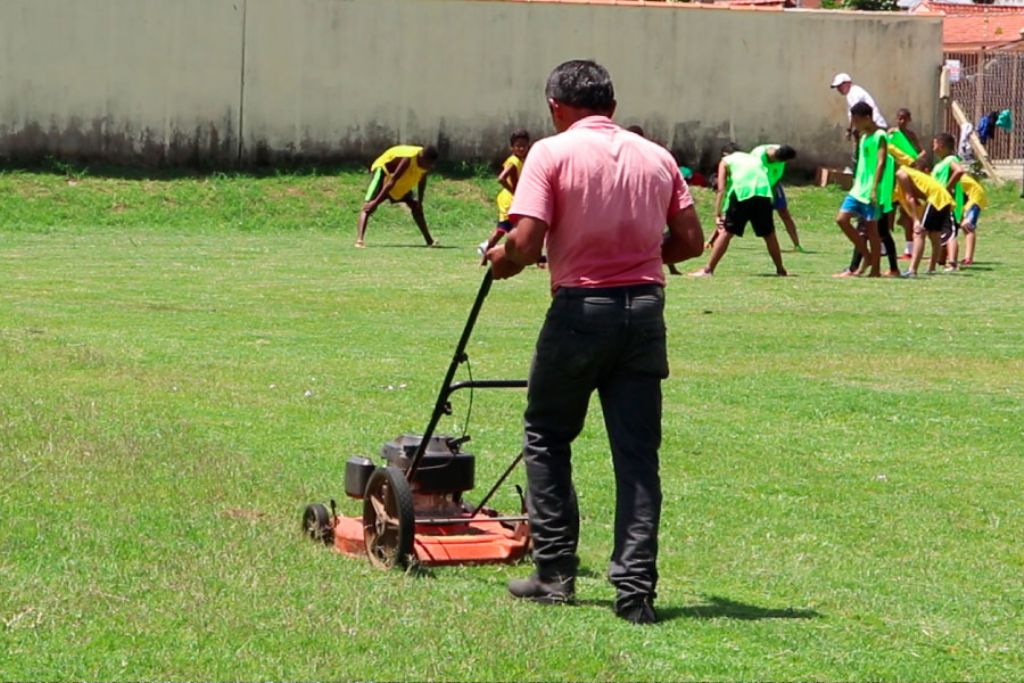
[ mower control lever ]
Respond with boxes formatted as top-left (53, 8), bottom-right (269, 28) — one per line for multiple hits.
top-left (448, 435), bottom-right (472, 450)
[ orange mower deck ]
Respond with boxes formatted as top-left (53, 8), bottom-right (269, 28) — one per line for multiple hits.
top-left (332, 514), bottom-right (530, 566)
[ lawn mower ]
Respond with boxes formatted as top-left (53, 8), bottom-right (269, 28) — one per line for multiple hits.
top-left (301, 269), bottom-right (531, 568)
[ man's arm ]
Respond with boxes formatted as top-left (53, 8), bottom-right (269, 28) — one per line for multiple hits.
top-left (486, 215), bottom-right (547, 280)
top-left (662, 205), bottom-right (704, 265)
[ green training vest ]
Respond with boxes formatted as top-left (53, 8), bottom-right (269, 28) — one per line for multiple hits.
top-left (851, 130), bottom-right (894, 211)
top-left (724, 152), bottom-right (773, 203)
top-left (932, 155), bottom-right (965, 223)
top-left (750, 145), bottom-right (785, 187)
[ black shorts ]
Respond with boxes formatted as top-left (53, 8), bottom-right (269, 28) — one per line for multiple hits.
top-left (724, 194), bottom-right (775, 238)
top-left (920, 204), bottom-right (952, 233)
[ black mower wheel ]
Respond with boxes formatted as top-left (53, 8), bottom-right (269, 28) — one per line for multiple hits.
top-left (302, 503), bottom-right (334, 545)
top-left (362, 466), bottom-right (415, 569)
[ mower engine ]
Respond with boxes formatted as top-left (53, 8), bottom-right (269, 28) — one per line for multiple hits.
top-left (345, 433), bottom-right (475, 517)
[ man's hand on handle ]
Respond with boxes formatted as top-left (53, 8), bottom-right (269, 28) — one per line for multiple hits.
top-left (486, 244), bottom-right (526, 280)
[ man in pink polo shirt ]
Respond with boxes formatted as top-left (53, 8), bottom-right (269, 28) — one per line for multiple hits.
top-left (485, 60), bottom-right (704, 625)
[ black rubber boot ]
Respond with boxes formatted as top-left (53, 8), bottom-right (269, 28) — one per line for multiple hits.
top-left (615, 595), bottom-right (657, 625)
top-left (507, 573), bottom-right (575, 604)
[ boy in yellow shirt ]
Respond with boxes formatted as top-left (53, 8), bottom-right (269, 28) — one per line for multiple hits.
top-left (478, 129), bottom-right (530, 263)
top-left (894, 166), bottom-right (955, 278)
top-left (356, 145), bottom-right (439, 248)
top-left (957, 174), bottom-right (987, 267)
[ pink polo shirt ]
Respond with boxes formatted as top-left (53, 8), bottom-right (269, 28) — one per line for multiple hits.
top-left (509, 116), bottom-right (693, 292)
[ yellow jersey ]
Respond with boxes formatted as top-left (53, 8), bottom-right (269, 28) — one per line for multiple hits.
top-left (897, 167), bottom-right (953, 218)
top-left (371, 145), bottom-right (428, 200)
top-left (959, 174), bottom-right (988, 211)
top-left (496, 154), bottom-right (524, 221)
top-left (887, 143), bottom-right (917, 169)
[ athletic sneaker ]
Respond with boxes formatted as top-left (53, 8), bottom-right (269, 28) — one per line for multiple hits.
top-left (688, 269), bottom-right (713, 278)
top-left (901, 270), bottom-right (917, 278)
top-left (477, 241), bottom-right (488, 257)
top-left (944, 264), bottom-right (958, 273)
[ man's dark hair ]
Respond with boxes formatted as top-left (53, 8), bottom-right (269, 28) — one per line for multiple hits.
top-left (934, 132), bottom-right (956, 150)
top-left (626, 124), bottom-right (645, 137)
top-left (850, 102), bottom-right (873, 119)
top-left (422, 145), bottom-right (439, 161)
top-left (897, 107), bottom-right (912, 118)
top-left (720, 141), bottom-right (740, 156)
top-left (509, 128), bottom-right (530, 145)
top-left (545, 60), bottom-right (615, 112)
top-left (775, 144), bottom-right (797, 161)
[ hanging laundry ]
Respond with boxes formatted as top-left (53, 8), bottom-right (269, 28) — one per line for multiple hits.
top-left (995, 109), bottom-right (1012, 131)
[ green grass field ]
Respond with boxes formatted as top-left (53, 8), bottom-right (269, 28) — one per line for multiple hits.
top-left (2, 165), bottom-right (1023, 681)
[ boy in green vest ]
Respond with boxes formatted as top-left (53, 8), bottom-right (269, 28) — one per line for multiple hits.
top-left (750, 143), bottom-right (805, 253)
top-left (356, 145), bottom-right (439, 248)
top-left (888, 108), bottom-right (925, 259)
top-left (930, 133), bottom-right (965, 271)
top-left (834, 102), bottom-right (892, 278)
top-left (689, 149), bottom-right (787, 277)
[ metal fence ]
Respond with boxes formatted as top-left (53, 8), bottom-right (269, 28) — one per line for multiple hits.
top-left (944, 49), bottom-right (1024, 163)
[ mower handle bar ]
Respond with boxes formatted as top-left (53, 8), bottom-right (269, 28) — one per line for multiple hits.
top-left (407, 269), bottom-right (524, 481)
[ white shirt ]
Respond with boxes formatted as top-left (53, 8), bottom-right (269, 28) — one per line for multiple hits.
top-left (845, 84), bottom-right (887, 128)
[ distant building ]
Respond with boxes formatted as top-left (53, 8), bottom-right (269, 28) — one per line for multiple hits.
top-left (911, 0), bottom-right (1024, 50)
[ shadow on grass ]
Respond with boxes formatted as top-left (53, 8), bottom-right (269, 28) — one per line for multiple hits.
top-left (665, 594), bottom-right (821, 622)
top-left (363, 243), bottom-right (460, 250)
top-left (577, 594), bottom-right (821, 623)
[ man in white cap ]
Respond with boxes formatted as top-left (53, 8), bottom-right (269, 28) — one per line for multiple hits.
top-left (831, 73), bottom-right (887, 163)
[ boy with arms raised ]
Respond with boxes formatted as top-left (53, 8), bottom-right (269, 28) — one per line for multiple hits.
top-left (356, 145), bottom-right (439, 248)
top-left (834, 102), bottom-right (892, 278)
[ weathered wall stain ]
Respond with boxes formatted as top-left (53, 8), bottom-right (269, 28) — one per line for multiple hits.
top-left (0, 0), bottom-right (942, 171)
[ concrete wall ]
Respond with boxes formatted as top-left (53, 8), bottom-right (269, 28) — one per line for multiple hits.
top-left (0, 0), bottom-right (243, 165)
top-left (0, 0), bottom-right (943, 169)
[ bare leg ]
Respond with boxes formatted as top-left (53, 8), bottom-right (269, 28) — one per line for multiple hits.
top-left (898, 207), bottom-right (913, 256)
top-left (964, 229), bottom-right (977, 263)
top-left (407, 200), bottom-right (436, 246)
top-left (763, 232), bottom-right (787, 275)
top-left (927, 232), bottom-right (942, 272)
top-left (777, 207), bottom-right (802, 250)
top-left (356, 207), bottom-right (374, 247)
top-left (837, 211), bottom-right (870, 261)
top-left (908, 228), bottom-right (926, 275)
top-left (693, 231), bottom-right (733, 275)
top-left (864, 220), bottom-right (881, 276)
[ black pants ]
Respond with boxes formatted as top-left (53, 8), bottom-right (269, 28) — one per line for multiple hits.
top-left (523, 284), bottom-right (668, 608)
top-left (850, 210), bottom-right (898, 272)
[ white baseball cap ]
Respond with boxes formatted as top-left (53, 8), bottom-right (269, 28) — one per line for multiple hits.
top-left (831, 72), bottom-right (852, 88)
